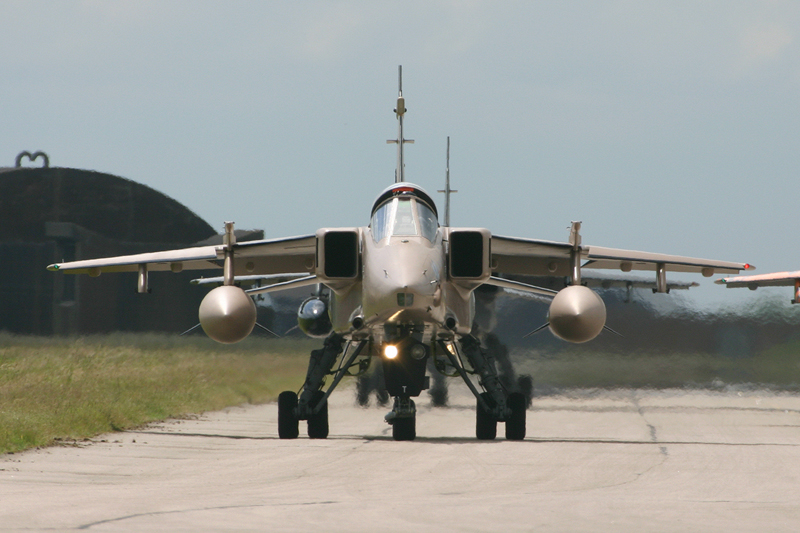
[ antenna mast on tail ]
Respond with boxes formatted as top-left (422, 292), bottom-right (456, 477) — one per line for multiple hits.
top-left (387, 65), bottom-right (414, 183)
top-left (438, 137), bottom-right (458, 227)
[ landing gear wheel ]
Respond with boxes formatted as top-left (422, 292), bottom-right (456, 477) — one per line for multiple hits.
top-left (392, 415), bottom-right (416, 441)
top-left (517, 375), bottom-right (534, 408)
top-left (376, 387), bottom-right (390, 407)
top-left (476, 392), bottom-right (497, 440)
top-left (428, 374), bottom-right (448, 407)
top-left (278, 391), bottom-right (299, 439)
top-left (505, 392), bottom-right (526, 441)
top-left (356, 375), bottom-right (370, 406)
top-left (307, 390), bottom-right (329, 439)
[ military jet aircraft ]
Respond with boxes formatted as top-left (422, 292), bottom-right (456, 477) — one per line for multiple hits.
top-left (48, 68), bottom-right (753, 441)
top-left (716, 271), bottom-right (800, 303)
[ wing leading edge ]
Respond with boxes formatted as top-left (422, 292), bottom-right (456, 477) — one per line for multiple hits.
top-left (716, 270), bottom-right (800, 304)
top-left (582, 246), bottom-right (751, 275)
top-left (47, 234), bottom-right (316, 277)
top-left (490, 235), bottom-right (752, 278)
top-left (715, 271), bottom-right (800, 289)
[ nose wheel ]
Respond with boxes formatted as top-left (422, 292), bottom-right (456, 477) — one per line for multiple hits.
top-left (385, 397), bottom-right (416, 441)
top-left (392, 416), bottom-right (416, 441)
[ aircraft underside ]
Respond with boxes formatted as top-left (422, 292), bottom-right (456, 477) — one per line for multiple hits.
top-left (277, 328), bottom-right (529, 441)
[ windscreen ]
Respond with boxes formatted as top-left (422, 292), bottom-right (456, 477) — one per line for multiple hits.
top-left (370, 198), bottom-right (438, 243)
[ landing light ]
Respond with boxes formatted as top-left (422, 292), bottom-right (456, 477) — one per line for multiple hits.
top-left (384, 345), bottom-right (398, 359)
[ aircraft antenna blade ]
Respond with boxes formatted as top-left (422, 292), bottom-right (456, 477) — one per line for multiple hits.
top-left (437, 137), bottom-right (458, 227)
top-left (254, 322), bottom-right (280, 338)
top-left (179, 323), bottom-right (203, 336)
top-left (523, 322), bottom-right (550, 338)
top-left (387, 65), bottom-right (414, 183)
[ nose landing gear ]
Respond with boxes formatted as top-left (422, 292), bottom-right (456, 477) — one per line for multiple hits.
top-left (385, 397), bottom-right (416, 441)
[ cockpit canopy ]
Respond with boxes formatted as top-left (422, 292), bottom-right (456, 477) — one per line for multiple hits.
top-left (370, 184), bottom-right (439, 243)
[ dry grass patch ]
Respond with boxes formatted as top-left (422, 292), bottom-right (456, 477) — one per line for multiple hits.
top-left (0, 333), bottom-right (312, 454)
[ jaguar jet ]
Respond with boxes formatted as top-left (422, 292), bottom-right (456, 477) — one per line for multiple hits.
top-left (48, 70), bottom-right (753, 441)
top-left (716, 270), bottom-right (800, 303)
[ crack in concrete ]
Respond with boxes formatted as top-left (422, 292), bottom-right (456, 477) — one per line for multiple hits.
top-left (77, 501), bottom-right (339, 530)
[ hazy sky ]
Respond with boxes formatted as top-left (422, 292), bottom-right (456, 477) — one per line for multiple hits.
top-left (3, 1), bottom-right (799, 307)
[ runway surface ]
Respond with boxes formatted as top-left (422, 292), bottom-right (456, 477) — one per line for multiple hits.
top-left (3, 384), bottom-right (800, 532)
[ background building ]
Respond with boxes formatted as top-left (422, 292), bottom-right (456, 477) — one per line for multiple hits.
top-left (0, 155), bottom-right (262, 335)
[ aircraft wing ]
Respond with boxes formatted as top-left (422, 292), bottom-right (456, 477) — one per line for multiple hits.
top-left (490, 235), bottom-right (573, 276)
top-left (582, 246), bottom-right (750, 275)
top-left (715, 271), bottom-right (800, 289)
top-left (491, 235), bottom-right (752, 277)
top-left (581, 275), bottom-right (698, 291)
top-left (47, 235), bottom-right (316, 277)
top-left (190, 273), bottom-right (310, 286)
top-left (219, 235), bottom-right (316, 275)
top-left (47, 245), bottom-right (221, 275)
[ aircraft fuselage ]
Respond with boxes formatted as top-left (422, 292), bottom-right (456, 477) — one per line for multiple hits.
top-left (361, 230), bottom-right (447, 341)
top-left (321, 184), bottom-right (474, 354)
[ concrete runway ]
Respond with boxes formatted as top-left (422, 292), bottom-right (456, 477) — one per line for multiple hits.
top-left (3, 385), bottom-right (800, 532)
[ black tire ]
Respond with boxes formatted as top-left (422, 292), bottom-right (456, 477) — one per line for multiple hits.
top-left (428, 372), bottom-right (448, 407)
top-left (429, 384), bottom-right (448, 407)
top-left (278, 391), bottom-right (299, 439)
top-left (376, 387), bottom-right (390, 407)
top-left (517, 375), bottom-right (534, 408)
top-left (505, 392), bottom-right (526, 441)
top-left (307, 390), bottom-right (329, 439)
top-left (374, 365), bottom-right (390, 407)
top-left (356, 375), bottom-right (370, 406)
top-left (392, 415), bottom-right (416, 441)
top-left (476, 392), bottom-right (497, 440)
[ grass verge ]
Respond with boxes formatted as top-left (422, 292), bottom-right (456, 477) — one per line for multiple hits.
top-left (514, 342), bottom-right (800, 392)
top-left (0, 333), bottom-right (312, 454)
top-left (6, 333), bottom-right (799, 454)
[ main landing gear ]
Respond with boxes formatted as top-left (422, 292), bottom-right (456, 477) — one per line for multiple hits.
top-left (439, 336), bottom-right (527, 441)
top-left (278, 332), bottom-right (527, 441)
top-left (277, 333), bottom-right (368, 440)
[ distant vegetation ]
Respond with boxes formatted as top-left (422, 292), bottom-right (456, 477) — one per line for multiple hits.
top-left (513, 340), bottom-right (800, 393)
top-left (0, 333), bottom-right (312, 454)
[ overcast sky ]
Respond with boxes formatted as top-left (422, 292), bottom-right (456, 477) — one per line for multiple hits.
top-left (3, 1), bottom-right (799, 308)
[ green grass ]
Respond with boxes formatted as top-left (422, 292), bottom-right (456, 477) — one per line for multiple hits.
top-left (0, 333), bottom-right (312, 454)
top-left (515, 342), bottom-right (800, 391)
top-left (5, 332), bottom-right (800, 454)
